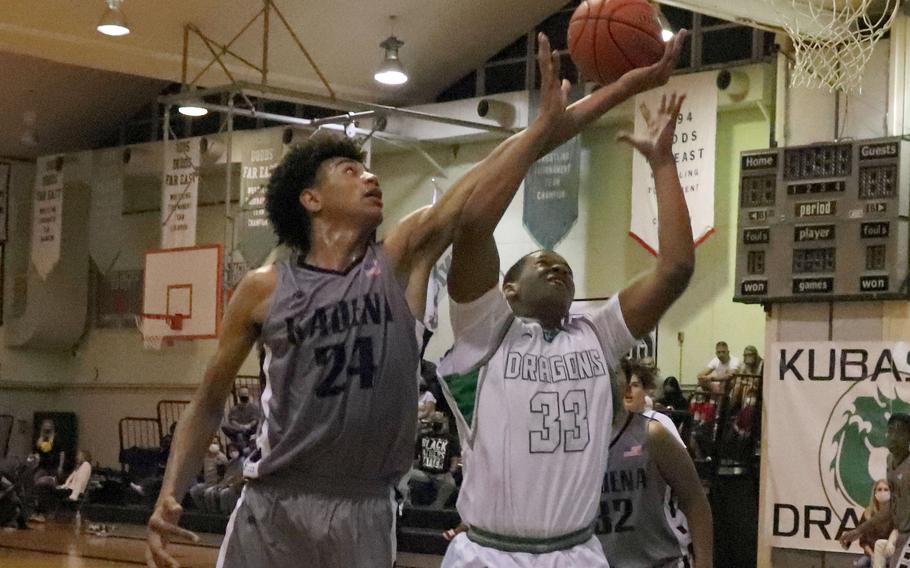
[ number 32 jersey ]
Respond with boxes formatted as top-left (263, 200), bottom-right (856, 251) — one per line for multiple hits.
top-left (247, 243), bottom-right (419, 490)
top-left (438, 286), bottom-right (636, 538)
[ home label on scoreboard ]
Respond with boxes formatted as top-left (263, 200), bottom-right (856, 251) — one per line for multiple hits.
top-left (860, 275), bottom-right (889, 292)
top-left (741, 153), bottom-right (777, 170)
top-left (795, 200), bottom-right (837, 217)
top-left (794, 224), bottom-right (835, 242)
top-left (792, 277), bottom-right (834, 294)
top-left (860, 222), bottom-right (890, 238)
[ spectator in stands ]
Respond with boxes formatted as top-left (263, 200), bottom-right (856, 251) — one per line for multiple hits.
top-left (689, 386), bottom-right (718, 461)
top-left (0, 456), bottom-right (29, 529)
top-left (30, 419), bottom-right (66, 522)
top-left (740, 345), bottom-right (763, 376)
top-left (697, 341), bottom-right (741, 391)
top-left (57, 450), bottom-right (93, 502)
top-left (409, 411), bottom-right (459, 509)
top-left (418, 382), bottom-right (437, 421)
top-left (205, 443), bottom-right (245, 514)
top-left (189, 437), bottom-right (227, 512)
top-left (657, 376), bottom-right (689, 411)
top-left (130, 423), bottom-right (177, 503)
top-left (853, 479), bottom-right (897, 568)
top-left (221, 387), bottom-right (260, 449)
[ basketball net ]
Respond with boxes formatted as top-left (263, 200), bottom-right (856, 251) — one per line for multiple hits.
top-left (134, 313), bottom-right (183, 351)
top-left (768, 0), bottom-right (901, 93)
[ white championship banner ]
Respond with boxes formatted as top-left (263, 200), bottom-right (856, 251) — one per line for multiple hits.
top-left (31, 155), bottom-right (64, 279)
top-left (765, 342), bottom-right (910, 552)
top-left (161, 138), bottom-right (200, 248)
top-left (630, 71), bottom-right (717, 255)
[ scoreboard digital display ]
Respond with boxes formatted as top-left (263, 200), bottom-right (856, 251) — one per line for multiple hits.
top-left (734, 136), bottom-right (910, 303)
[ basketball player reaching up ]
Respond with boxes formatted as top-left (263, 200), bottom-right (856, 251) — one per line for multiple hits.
top-left (600, 359), bottom-right (713, 568)
top-left (437, 66), bottom-right (693, 568)
top-left (145, 30), bottom-right (685, 568)
top-left (841, 413), bottom-right (910, 568)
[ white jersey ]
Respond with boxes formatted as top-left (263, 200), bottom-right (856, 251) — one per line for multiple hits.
top-left (438, 286), bottom-right (636, 539)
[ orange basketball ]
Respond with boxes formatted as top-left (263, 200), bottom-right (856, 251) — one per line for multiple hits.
top-left (568, 0), bottom-right (665, 85)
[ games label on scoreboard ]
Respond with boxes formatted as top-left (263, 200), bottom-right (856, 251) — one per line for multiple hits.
top-left (860, 222), bottom-right (890, 238)
top-left (794, 224), bottom-right (835, 242)
top-left (740, 280), bottom-right (768, 296)
top-left (795, 200), bottom-right (837, 218)
top-left (743, 228), bottom-right (770, 244)
top-left (859, 141), bottom-right (899, 160)
top-left (741, 153), bottom-right (777, 170)
top-left (793, 277), bottom-right (834, 294)
top-left (860, 276), bottom-right (889, 292)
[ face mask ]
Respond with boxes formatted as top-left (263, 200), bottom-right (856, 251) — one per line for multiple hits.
top-left (239, 397), bottom-right (250, 403)
top-left (876, 490), bottom-right (891, 503)
top-left (229, 451), bottom-right (240, 460)
top-left (209, 444), bottom-right (220, 453)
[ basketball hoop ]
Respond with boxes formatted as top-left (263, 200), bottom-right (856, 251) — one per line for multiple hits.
top-left (134, 313), bottom-right (183, 351)
top-left (767, 0), bottom-right (901, 93)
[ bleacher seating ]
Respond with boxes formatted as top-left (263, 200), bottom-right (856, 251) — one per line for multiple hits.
top-left (0, 414), bottom-right (13, 458)
top-left (117, 417), bottom-right (160, 481)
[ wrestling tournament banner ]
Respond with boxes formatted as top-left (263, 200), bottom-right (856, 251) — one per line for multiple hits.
top-left (523, 87), bottom-right (583, 250)
top-left (765, 342), bottom-right (910, 552)
top-left (161, 137), bottom-right (200, 248)
top-left (630, 71), bottom-right (717, 255)
top-left (31, 155), bottom-right (64, 279)
top-left (238, 130), bottom-right (283, 266)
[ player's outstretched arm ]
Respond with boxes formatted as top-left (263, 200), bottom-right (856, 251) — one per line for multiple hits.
top-left (145, 270), bottom-right (269, 568)
top-left (615, 93), bottom-right (695, 338)
top-left (650, 420), bottom-right (713, 568)
top-left (840, 501), bottom-right (892, 548)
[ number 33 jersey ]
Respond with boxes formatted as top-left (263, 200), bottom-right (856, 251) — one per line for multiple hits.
top-left (438, 286), bottom-right (637, 538)
top-left (248, 243), bottom-right (419, 489)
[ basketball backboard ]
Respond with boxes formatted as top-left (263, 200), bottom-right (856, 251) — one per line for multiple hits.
top-left (142, 244), bottom-right (222, 341)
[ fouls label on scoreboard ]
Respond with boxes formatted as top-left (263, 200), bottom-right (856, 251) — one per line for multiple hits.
top-left (860, 222), bottom-right (889, 238)
top-left (793, 278), bottom-right (834, 294)
top-left (794, 225), bottom-right (835, 242)
top-left (795, 200), bottom-right (836, 218)
top-left (743, 228), bottom-right (770, 244)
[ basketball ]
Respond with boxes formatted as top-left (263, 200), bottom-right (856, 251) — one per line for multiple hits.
top-left (568, 0), bottom-right (665, 85)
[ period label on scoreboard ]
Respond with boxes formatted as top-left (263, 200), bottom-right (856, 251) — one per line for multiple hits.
top-left (860, 222), bottom-right (890, 238)
top-left (795, 200), bottom-right (837, 218)
top-left (741, 280), bottom-right (768, 296)
top-left (741, 153), bottom-right (777, 171)
top-left (860, 275), bottom-right (889, 292)
top-left (859, 141), bottom-right (899, 161)
top-left (792, 277), bottom-right (834, 294)
top-left (743, 228), bottom-right (770, 244)
top-left (794, 224), bottom-right (835, 242)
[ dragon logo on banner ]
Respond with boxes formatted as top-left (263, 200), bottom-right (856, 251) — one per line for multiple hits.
top-left (820, 382), bottom-right (910, 516)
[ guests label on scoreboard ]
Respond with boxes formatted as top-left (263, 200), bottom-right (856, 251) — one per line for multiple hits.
top-left (795, 200), bottom-right (837, 218)
top-left (860, 276), bottom-right (889, 292)
top-left (740, 280), bottom-right (768, 296)
top-left (793, 278), bottom-right (834, 294)
top-left (794, 225), bottom-right (835, 242)
top-left (860, 222), bottom-right (889, 239)
top-left (741, 153), bottom-right (777, 170)
top-left (859, 141), bottom-right (899, 160)
top-left (743, 228), bottom-right (770, 244)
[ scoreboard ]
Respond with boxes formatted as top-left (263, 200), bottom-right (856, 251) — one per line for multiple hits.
top-left (734, 136), bottom-right (910, 303)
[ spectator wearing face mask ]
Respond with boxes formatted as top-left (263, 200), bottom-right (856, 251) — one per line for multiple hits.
top-left (222, 387), bottom-right (261, 448)
top-left (657, 376), bottom-right (689, 411)
top-left (189, 438), bottom-right (228, 512)
top-left (204, 443), bottom-right (245, 514)
top-left (853, 479), bottom-right (897, 568)
top-left (740, 345), bottom-right (763, 377)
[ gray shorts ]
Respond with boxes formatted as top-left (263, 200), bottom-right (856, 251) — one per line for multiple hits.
top-left (216, 482), bottom-right (396, 568)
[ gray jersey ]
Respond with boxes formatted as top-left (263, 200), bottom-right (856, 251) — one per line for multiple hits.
top-left (245, 242), bottom-right (419, 494)
top-left (598, 413), bottom-right (690, 568)
top-left (889, 454), bottom-right (910, 533)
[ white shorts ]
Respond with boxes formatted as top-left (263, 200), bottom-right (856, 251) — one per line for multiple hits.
top-left (441, 533), bottom-right (609, 568)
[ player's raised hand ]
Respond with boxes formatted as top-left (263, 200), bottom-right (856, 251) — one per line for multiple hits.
top-left (146, 495), bottom-right (199, 568)
top-left (534, 32), bottom-right (571, 128)
top-left (616, 92), bottom-right (686, 165)
top-left (620, 29), bottom-right (688, 95)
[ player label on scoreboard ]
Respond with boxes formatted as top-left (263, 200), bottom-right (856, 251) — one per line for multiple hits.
top-left (794, 225), bottom-right (835, 242)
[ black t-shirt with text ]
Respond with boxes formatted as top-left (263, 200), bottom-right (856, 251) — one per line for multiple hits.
top-left (416, 433), bottom-right (459, 474)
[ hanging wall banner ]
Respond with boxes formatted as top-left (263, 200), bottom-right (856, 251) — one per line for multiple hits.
top-left (31, 155), bottom-right (64, 279)
top-left (0, 162), bottom-right (9, 242)
top-left (523, 88), bottom-right (582, 250)
top-left (238, 130), bottom-right (284, 266)
top-left (161, 138), bottom-right (200, 248)
top-left (764, 342), bottom-right (910, 552)
top-left (630, 71), bottom-right (717, 255)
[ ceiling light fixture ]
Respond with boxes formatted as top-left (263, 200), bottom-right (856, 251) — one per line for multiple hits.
top-left (177, 86), bottom-right (209, 117)
top-left (97, 0), bottom-right (130, 37)
top-left (374, 16), bottom-right (408, 86)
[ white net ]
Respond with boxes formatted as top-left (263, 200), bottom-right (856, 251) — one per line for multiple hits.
top-left (134, 314), bottom-right (167, 351)
top-left (767, 0), bottom-right (901, 93)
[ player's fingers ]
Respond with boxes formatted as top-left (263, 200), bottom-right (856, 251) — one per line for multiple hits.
top-left (659, 94), bottom-right (667, 115)
top-left (639, 102), bottom-right (652, 123)
top-left (151, 517), bottom-right (199, 544)
top-left (537, 33), bottom-right (551, 68)
top-left (561, 79), bottom-right (571, 103)
top-left (673, 94), bottom-right (687, 115)
top-left (147, 535), bottom-right (180, 568)
top-left (552, 49), bottom-right (561, 79)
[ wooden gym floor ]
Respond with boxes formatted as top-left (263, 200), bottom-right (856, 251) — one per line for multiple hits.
top-left (0, 520), bottom-right (442, 567)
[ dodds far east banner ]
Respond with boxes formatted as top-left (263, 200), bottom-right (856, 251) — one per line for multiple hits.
top-left (765, 342), bottom-right (910, 552)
